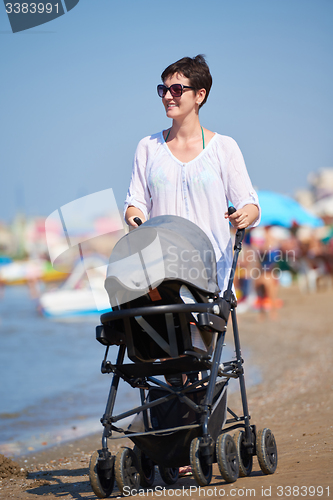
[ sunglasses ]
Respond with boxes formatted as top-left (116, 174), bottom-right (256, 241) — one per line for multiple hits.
top-left (157, 83), bottom-right (195, 98)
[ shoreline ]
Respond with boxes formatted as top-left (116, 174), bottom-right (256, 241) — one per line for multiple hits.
top-left (1, 285), bottom-right (332, 498)
top-left (0, 329), bottom-right (260, 460)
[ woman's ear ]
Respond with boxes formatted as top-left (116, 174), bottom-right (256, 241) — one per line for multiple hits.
top-left (196, 88), bottom-right (206, 106)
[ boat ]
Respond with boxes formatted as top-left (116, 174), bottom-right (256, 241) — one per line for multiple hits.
top-left (38, 256), bottom-right (111, 318)
top-left (0, 259), bottom-right (68, 286)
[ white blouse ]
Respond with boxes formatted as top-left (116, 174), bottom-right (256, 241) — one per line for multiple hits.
top-left (124, 131), bottom-right (260, 292)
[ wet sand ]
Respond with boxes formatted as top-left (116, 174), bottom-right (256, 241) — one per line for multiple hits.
top-left (1, 285), bottom-right (332, 499)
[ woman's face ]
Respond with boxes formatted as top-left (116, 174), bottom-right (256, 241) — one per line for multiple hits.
top-left (162, 73), bottom-right (204, 120)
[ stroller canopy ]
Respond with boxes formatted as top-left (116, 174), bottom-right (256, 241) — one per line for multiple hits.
top-left (105, 215), bottom-right (220, 306)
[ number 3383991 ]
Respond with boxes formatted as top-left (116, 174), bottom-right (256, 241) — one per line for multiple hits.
top-left (5, 3), bottom-right (59, 14)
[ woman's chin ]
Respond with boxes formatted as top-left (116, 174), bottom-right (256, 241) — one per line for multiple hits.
top-left (166, 110), bottom-right (178, 119)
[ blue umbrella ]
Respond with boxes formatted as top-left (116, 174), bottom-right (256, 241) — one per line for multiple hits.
top-left (257, 190), bottom-right (323, 227)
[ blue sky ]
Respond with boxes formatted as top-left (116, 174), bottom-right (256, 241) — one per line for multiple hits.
top-left (1, 0), bottom-right (332, 222)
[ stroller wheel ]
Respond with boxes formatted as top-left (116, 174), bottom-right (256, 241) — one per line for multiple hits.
top-left (115, 447), bottom-right (140, 495)
top-left (158, 465), bottom-right (179, 485)
top-left (216, 434), bottom-right (239, 483)
top-left (133, 446), bottom-right (155, 487)
top-left (190, 437), bottom-right (212, 486)
top-left (256, 428), bottom-right (278, 474)
top-left (89, 450), bottom-right (115, 498)
top-left (233, 429), bottom-right (253, 477)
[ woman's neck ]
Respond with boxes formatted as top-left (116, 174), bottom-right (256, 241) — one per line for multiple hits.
top-left (169, 115), bottom-right (202, 141)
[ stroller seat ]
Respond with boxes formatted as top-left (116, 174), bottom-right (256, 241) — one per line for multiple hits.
top-left (98, 215), bottom-right (229, 378)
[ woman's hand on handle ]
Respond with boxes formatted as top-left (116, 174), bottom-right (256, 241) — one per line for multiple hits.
top-left (225, 204), bottom-right (259, 229)
top-left (125, 206), bottom-right (146, 227)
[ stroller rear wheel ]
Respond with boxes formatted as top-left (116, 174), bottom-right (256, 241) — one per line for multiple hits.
top-left (115, 447), bottom-right (140, 495)
top-left (256, 428), bottom-right (278, 474)
top-left (133, 446), bottom-right (155, 487)
top-left (233, 429), bottom-right (253, 477)
top-left (158, 465), bottom-right (179, 485)
top-left (216, 433), bottom-right (239, 483)
top-left (190, 437), bottom-right (212, 486)
top-left (89, 450), bottom-right (115, 498)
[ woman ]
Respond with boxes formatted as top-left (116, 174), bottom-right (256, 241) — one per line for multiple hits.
top-left (124, 55), bottom-right (260, 293)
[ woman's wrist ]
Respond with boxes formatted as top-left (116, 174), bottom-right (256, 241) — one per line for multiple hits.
top-left (243, 204), bottom-right (259, 226)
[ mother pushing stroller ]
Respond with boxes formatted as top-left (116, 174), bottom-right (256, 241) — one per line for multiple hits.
top-left (88, 57), bottom-right (277, 498)
top-left (125, 55), bottom-right (260, 294)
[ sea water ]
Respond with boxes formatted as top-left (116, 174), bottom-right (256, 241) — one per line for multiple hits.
top-left (0, 285), bottom-right (260, 457)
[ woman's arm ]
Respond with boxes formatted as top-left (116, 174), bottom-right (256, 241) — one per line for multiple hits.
top-left (224, 203), bottom-right (259, 229)
top-left (124, 137), bottom-right (151, 226)
top-left (222, 137), bottom-right (261, 228)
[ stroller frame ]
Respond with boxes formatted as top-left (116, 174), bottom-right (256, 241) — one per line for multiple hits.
top-left (89, 219), bottom-right (277, 497)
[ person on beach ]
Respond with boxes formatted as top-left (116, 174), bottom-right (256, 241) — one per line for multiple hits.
top-left (124, 54), bottom-right (260, 293)
top-left (124, 55), bottom-right (261, 476)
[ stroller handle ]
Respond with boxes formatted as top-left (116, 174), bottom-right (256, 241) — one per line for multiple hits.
top-left (228, 206), bottom-right (245, 250)
top-left (133, 217), bottom-right (143, 226)
top-left (225, 206), bottom-right (245, 295)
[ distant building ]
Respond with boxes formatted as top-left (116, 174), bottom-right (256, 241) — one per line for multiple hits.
top-left (294, 189), bottom-right (314, 209)
top-left (0, 222), bottom-right (15, 255)
top-left (308, 167), bottom-right (333, 201)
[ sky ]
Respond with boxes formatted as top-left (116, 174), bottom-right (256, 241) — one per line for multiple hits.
top-left (1, 0), bottom-right (332, 223)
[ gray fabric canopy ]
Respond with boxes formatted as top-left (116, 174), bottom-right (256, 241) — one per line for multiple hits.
top-left (105, 215), bottom-right (220, 306)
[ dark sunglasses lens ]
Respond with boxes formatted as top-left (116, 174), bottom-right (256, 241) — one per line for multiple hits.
top-left (170, 84), bottom-right (182, 97)
top-left (157, 85), bottom-right (167, 98)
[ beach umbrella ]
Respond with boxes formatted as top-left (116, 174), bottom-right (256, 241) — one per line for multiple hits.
top-left (257, 190), bottom-right (323, 228)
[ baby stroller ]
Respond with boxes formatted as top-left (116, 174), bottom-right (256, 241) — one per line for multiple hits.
top-left (89, 211), bottom-right (278, 498)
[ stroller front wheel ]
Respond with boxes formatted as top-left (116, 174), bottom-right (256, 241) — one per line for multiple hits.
top-left (256, 428), bottom-right (278, 474)
top-left (115, 447), bottom-right (140, 495)
top-left (216, 434), bottom-right (239, 483)
top-left (233, 429), bottom-right (253, 477)
top-left (190, 437), bottom-right (213, 486)
top-left (158, 465), bottom-right (179, 485)
top-left (89, 450), bottom-right (115, 498)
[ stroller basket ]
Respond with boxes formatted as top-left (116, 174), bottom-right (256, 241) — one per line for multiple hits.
top-left (128, 380), bottom-right (228, 468)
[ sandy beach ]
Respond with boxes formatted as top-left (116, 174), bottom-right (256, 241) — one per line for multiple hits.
top-left (1, 285), bottom-right (332, 499)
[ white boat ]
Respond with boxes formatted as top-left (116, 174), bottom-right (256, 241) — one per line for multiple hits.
top-left (38, 256), bottom-right (111, 318)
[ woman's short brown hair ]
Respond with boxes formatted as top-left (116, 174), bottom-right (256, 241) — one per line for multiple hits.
top-left (161, 54), bottom-right (212, 108)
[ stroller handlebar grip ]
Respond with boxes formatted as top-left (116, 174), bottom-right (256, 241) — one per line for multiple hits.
top-left (133, 217), bottom-right (143, 226)
top-left (228, 206), bottom-right (245, 249)
top-left (227, 206), bottom-right (237, 216)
